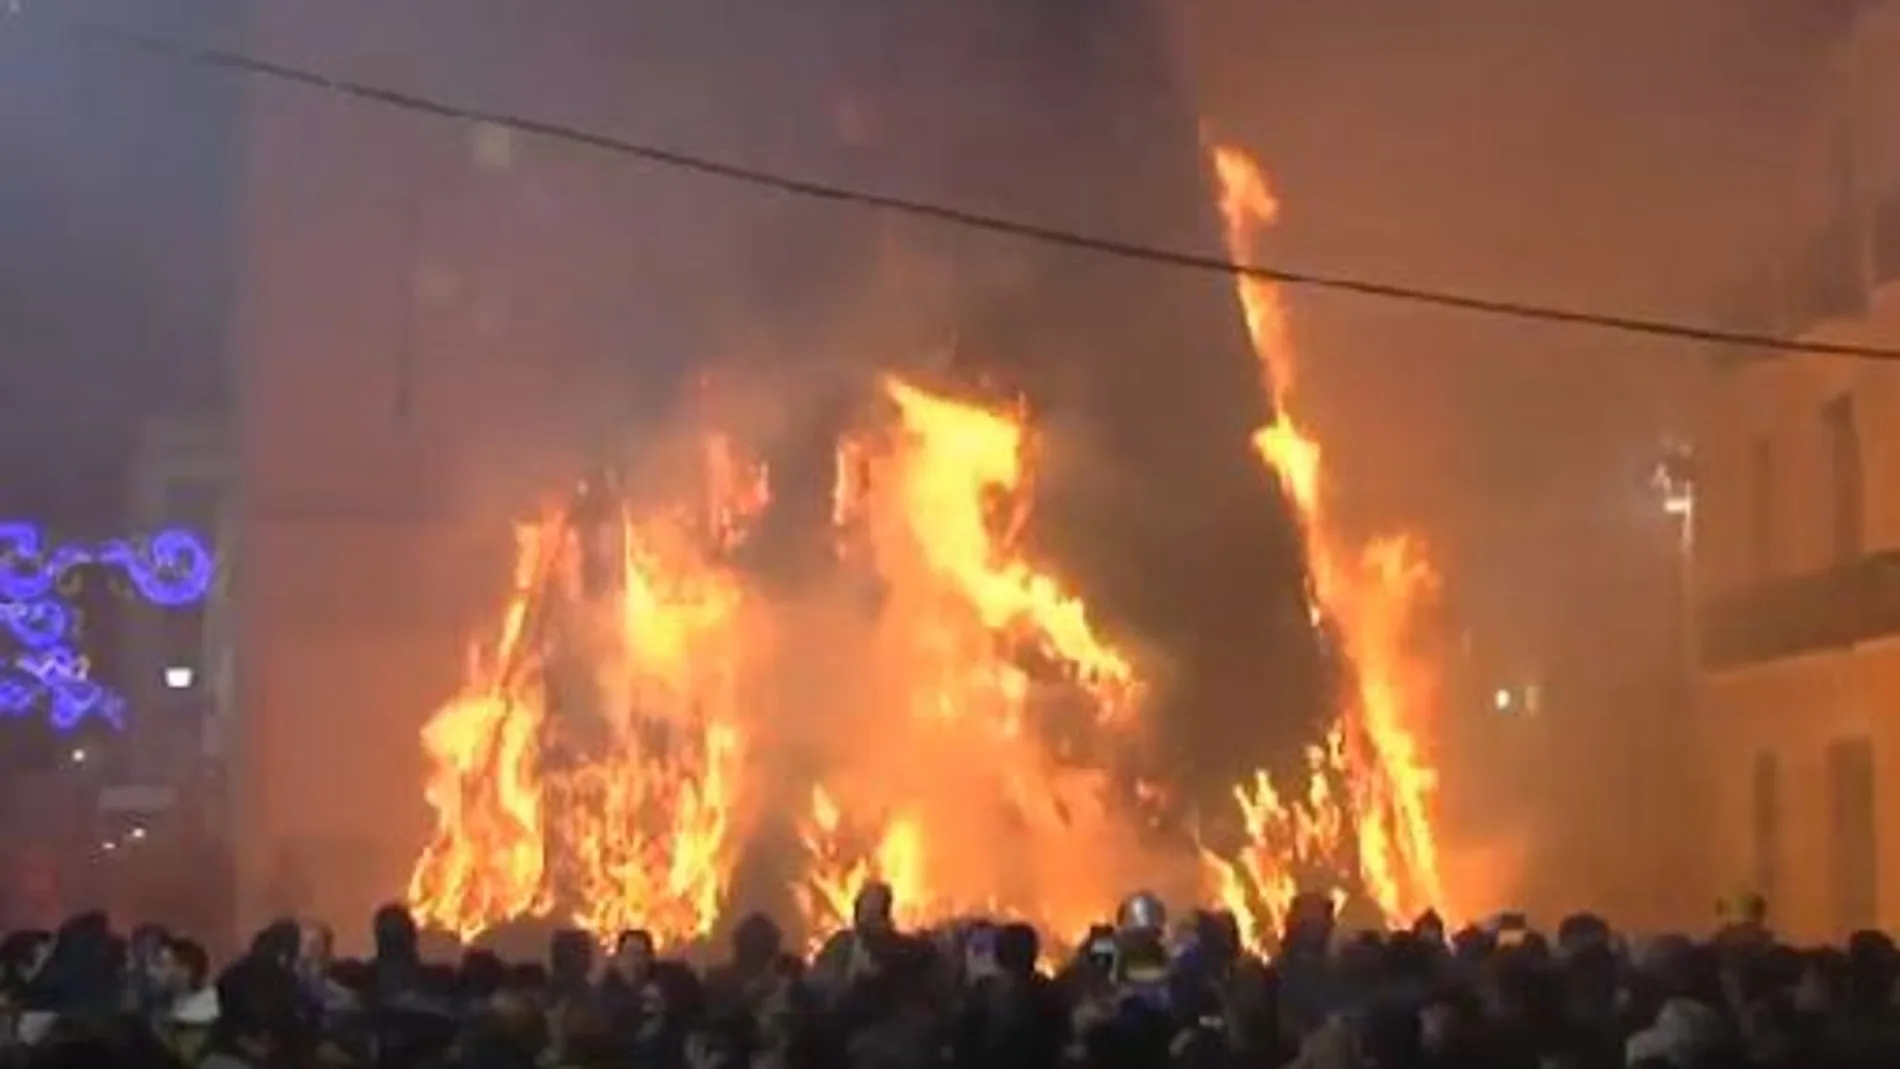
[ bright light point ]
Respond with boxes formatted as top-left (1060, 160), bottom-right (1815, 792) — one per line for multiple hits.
top-left (129, 826), bottom-right (147, 841)
top-left (1493, 688), bottom-right (1512, 711)
top-left (164, 666), bottom-right (194, 690)
top-left (69, 748), bottom-right (86, 764)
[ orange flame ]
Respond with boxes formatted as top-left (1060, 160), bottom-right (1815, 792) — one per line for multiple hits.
top-left (1201, 142), bottom-right (1444, 944)
top-left (406, 144), bottom-right (1449, 954)
top-left (794, 784), bottom-right (930, 942)
top-left (876, 378), bottom-right (1139, 721)
top-left (406, 454), bottom-right (762, 947)
top-left (794, 377), bottom-right (1150, 942)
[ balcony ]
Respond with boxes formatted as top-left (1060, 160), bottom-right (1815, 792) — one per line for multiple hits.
top-left (1701, 551), bottom-right (1900, 670)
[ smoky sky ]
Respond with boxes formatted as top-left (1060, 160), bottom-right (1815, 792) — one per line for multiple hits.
top-left (0, 0), bottom-right (1850, 517)
top-left (1180, 0), bottom-right (1856, 694)
top-left (0, 0), bottom-right (239, 521)
top-left (0, 0), bottom-right (1863, 892)
top-left (1187, 0), bottom-right (1853, 509)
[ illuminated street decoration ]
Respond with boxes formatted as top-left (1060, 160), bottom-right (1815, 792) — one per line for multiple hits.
top-left (0, 523), bottom-right (216, 731)
top-left (0, 525), bottom-right (215, 606)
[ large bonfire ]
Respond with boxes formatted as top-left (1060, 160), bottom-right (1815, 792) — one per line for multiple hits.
top-left (405, 144), bottom-right (1446, 950)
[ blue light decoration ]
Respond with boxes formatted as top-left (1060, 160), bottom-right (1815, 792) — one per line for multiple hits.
top-left (0, 523), bottom-right (216, 732)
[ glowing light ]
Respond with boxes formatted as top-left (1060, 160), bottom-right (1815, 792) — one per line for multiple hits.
top-left (1651, 440), bottom-right (1697, 557)
top-left (0, 600), bottom-right (73, 651)
top-left (0, 524), bottom-right (215, 606)
top-left (1493, 688), bottom-right (1512, 712)
top-left (0, 524), bottom-right (217, 731)
top-left (163, 666), bottom-right (195, 690)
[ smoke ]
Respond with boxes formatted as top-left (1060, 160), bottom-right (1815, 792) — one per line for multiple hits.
top-left (222, 0), bottom-right (1335, 931)
top-left (43, 0), bottom-right (1829, 933)
top-left (606, 237), bottom-right (1190, 930)
top-left (1180, 0), bottom-right (1851, 922)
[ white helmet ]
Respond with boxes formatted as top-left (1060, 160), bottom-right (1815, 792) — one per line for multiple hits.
top-left (1117, 891), bottom-right (1167, 935)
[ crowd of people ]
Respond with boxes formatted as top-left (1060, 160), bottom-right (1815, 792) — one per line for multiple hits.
top-left (0, 885), bottom-right (1893, 1068)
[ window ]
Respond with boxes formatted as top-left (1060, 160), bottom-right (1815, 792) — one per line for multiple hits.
top-left (1823, 394), bottom-right (1864, 565)
top-left (1826, 738), bottom-right (1877, 934)
top-left (1749, 437), bottom-right (1774, 582)
top-left (1751, 751), bottom-right (1780, 904)
top-left (1875, 180), bottom-right (1900, 286)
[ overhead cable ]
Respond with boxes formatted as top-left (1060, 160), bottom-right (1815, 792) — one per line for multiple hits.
top-left (47, 16), bottom-right (1900, 363)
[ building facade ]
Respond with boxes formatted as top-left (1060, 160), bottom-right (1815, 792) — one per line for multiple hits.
top-left (81, 416), bottom-right (239, 933)
top-left (1695, 4), bottom-right (1900, 941)
top-left (230, 1), bottom-right (1294, 938)
top-left (228, 0), bottom-right (945, 934)
top-left (121, 416), bottom-right (232, 796)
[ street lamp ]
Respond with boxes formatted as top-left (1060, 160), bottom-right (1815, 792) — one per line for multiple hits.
top-left (1649, 438), bottom-right (1703, 921)
top-left (1652, 440), bottom-right (1697, 557)
top-left (1650, 441), bottom-right (1698, 662)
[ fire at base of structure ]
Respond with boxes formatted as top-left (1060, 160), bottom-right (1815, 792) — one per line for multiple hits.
top-left (407, 338), bottom-right (1443, 950)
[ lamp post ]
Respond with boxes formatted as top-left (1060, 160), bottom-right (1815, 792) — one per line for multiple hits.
top-left (1651, 439), bottom-right (1699, 924)
top-left (1652, 440), bottom-right (1698, 678)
